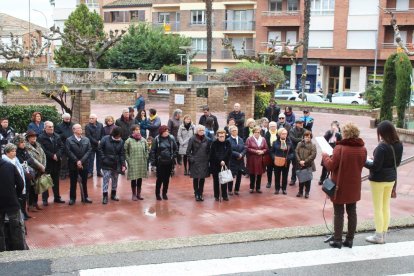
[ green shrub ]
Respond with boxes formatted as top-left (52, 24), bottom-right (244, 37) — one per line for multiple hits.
top-left (161, 64), bottom-right (202, 77)
top-left (197, 88), bottom-right (208, 98)
top-left (365, 83), bottom-right (382, 109)
top-left (254, 92), bottom-right (272, 119)
top-left (0, 105), bottom-right (60, 133)
top-left (222, 62), bottom-right (285, 86)
top-left (395, 53), bottom-right (412, 128)
top-left (380, 53), bottom-right (397, 122)
top-left (0, 78), bottom-right (10, 91)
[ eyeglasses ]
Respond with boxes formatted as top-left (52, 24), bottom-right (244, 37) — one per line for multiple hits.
top-left (279, 118), bottom-right (285, 120)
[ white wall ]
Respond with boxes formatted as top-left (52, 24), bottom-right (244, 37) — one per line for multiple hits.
top-left (309, 15), bottom-right (334, 31)
top-left (350, 67), bottom-right (360, 91)
top-left (347, 31), bottom-right (376, 49)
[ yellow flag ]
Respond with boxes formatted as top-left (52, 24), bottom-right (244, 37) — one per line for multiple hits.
top-left (20, 84), bottom-right (29, 92)
top-left (62, 85), bottom-right (69, 92)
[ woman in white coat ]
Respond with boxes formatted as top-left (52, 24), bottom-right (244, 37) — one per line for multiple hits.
top-left (177, 115), bottom-right (195, 175)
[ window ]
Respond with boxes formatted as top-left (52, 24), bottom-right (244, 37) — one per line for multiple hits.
top-left (311, 0), bottom-right (335, 15)
top-left (287, 0), bottom-right (299, 11)
top-left (191, 10), bottom-right (206, 25)
top-left (269, 0), bottom-right (282, 11)
top-left (347, 31), bottom-right (376, 49)
top-left (130, 10), bottom-right (145, 22)
top-left (396, 0), bottom-right (409, 11)
top-left (286, 31), bottom-right (297, 44)
top-left (268, 31), bottom-right (282, 43)
top-left (309, 31), bottom-right (333, 48)
top-left (395, 30), bottom-right (407, 44)
top-left (111, 11), bottom-right (123, 23)
top-left (348, 0), bottom-right (378, 15)
top-left (192, 38), bottom-right (207, 52)
top-left (158, 13), bottom-right (170, 23)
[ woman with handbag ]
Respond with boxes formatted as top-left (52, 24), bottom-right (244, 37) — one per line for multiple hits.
top-left (295, 130), bottom-right (317, 198)
top-left (270, 128), bottom-right (294, 195)
top-left (125, 125), bottom-right (149, 201)
top-left (227, 126), bottom-right (247, 195)
top-left (209, 129), bottom-right (232, 201)
top-left (264, 122), bottom-right (278, 188)
top-left (322, 122), bottom-right (367, 249)
top-left (246, 126), bottom-right (268, 193)
top-left (364, 120), bottom-right (403, 244)
top-left (186, 125), bottom-right (211, 201)
top-left (99, 127), bottom-right (126, 204)
top-left (177, 115), bottom-right (195, 176)
top-left (25, 130), bottom-right (47, 212)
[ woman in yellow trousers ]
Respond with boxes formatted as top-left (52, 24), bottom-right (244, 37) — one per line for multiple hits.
top-left (365, 120), bottom-right (403, 244)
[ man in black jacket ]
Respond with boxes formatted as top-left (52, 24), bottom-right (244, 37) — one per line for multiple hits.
top-left (0, 118), bottom-right (15, 155)
top-left (264, 99), bottom-right (280, 123)
top-left (0, 158), bottom-right (26, 252)
top-left (199, 106), bottom-right (219, 133)
top-left (38, 121), bottom-right (65, 205)
top-left (288, 118), bottom-right (305, 185)
top-left (55, 113), bottom-right (74, 180)
top-left (66, 124), bottom-right (92, 205)
top-left (227, 103), bottom-right (245, 135)
top-left (85, 114), bottom-right (104, 178)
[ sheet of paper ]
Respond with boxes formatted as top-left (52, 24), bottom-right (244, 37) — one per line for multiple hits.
top-left (315, 136), bottom-right (333, 156)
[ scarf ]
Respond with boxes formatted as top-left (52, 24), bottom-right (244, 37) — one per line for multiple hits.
top-left (253, 136), bottom-right (263, 147)
top-left (132, 133), bottom-right (142, 141)
top-left (149, 114), bottom-right (157, 121)
top-left (249, 128), bottom-right (254, 137)
top-left (328, 131), bottom-right (337, 144)
top-left (270, 130), bottom-right (277, 145)
top-left (2, 155), bottom-right (26, 194)
top-left (280, 139), bottom-right (287, 150)
top-left (184, 122), bottom-right (191, 130)
top-left (196, 134), bottom-right (204, 141)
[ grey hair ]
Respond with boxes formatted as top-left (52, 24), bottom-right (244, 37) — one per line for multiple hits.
top-left (44, 121), bottom-right (54, 127)
top-left (229, 125), bottom-right (238, 132)
top-left (90, 114), bottom-right (97, 119)
top-left (269, 121), bottom-right (277, 127)
top-left (4, 143), bottom-right (17, 154)
top-left (122, 108), bottom-right (129, 113)
top-left (62, 113), bottom-right (71, 119)
top-left (173, 109), bottom-right (183, 117)
top-left (195, 124), bottom-right (205, 132)
top-left (261, 117), bottom-right (269, 123)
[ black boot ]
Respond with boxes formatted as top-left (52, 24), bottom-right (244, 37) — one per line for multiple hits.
top-left (111, 190), bottom-right (119, 201)
top-left (102, 192), bottom-right (108, 204)
top-left (137, 187), bottom-right (144, 200)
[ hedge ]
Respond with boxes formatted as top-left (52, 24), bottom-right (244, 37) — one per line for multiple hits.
top-left (254, 92), bottom-right (272, 119)
top-left (0, 105), bottom-right (61, 133)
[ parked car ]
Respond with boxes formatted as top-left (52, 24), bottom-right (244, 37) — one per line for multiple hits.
top-left (331, 91), bottom-right (366, 105)
top-left (296, 92), bottom-right (326, 103)
top-left (274, 89), bottom-right (299, 101)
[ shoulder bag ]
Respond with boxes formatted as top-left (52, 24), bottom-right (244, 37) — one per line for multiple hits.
top-left (322, 148), bottom-right (343, 198)
top-left (274, 146), bottom-right (289, 167)
top-left (219, 165), bottom-right (233, 184)
top-left (34, 174), bottom-right (54, 194)
top-left (296, 167), bottom-right (313, 183)
top-left (390, 144), bottom-right (398, 199)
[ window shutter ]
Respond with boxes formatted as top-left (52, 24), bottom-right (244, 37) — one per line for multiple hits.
top-left (123, 11), bottom-right (130, 22)
top-left (138, 10), bottom-right (145, 21)
top-left (104, 12), bottom-right (111, 23)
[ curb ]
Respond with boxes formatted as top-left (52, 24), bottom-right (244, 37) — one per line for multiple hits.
top-left (1, 216), bottom-right (413, 263)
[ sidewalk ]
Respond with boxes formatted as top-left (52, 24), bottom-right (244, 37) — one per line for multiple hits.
top-left (24, 101), bottom-right (414, 249)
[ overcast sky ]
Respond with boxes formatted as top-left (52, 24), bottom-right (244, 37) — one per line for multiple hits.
top-left (0, 0), bottom-right (53, 28)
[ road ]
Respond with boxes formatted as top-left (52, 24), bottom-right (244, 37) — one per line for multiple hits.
top-left (2, 227), bottom-right (414, 275)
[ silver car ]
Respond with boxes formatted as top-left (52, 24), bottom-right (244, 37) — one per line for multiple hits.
top-left (274, 89), bottom-right (299, 101)
top-left (331, 91), bottom-right (366, 105)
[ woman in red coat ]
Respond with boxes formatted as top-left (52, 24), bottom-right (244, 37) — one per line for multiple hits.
top-left (322, 122), bottom-right (367, 249)
top-left (246, 126), bottom-right (268, 193)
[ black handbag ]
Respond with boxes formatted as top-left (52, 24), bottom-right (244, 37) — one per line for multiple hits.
top-left (322, 148), bottom-right (343, 198)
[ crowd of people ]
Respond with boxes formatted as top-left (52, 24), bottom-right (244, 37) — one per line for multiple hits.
top-left (0, 95), bottom-right (404, 251)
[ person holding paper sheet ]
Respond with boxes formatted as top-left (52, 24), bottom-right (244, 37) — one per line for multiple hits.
top-left (318, 121), bottom-right (342, 185)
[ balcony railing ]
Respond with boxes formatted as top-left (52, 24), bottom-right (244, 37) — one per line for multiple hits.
top-left (382, 42), bottom-right (414, 49)
top-left (221, 49), bottom-right (255, 59)
top-left (262, 10), bottom-right (300, 16)
top-left (384, 8), bottom-right (414, 13)
top-left (224, 21), bottom-right (255, 31)
top-left (310, 10), bottom-right (335, 15)
top-left (152, 22), bottom-right (180, 32)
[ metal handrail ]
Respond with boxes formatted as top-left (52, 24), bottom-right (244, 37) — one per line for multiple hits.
top-left (361, 155), bottom-right (414, 182)
top-left (262, 10), bottom-right (300, 16)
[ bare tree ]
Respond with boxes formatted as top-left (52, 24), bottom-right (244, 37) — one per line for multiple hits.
top-left (300, 0), bottom-right (311, 101)
top-left (205, 0), bottom-right (213, 70)
top-left (380, 6), bottom-right (414, 56)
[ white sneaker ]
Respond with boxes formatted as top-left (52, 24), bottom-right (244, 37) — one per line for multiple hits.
top-left (365, 232), bottom-right (384, 244)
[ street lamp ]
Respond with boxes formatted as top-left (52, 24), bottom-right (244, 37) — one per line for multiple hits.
top-left (179, 46), bottom-right (193, 81)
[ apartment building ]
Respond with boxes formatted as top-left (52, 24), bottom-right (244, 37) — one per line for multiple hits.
top-left (256, 0), bottom-right (414, 93)
top-left (150, 0), bottom-right (257, 72)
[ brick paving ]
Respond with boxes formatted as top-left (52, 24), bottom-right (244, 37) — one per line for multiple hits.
top-left (24, 100), bottom-right (414, 249)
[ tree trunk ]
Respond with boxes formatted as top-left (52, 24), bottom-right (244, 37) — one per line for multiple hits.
top-left (206, 0), bottom-right (212, 71)
top-left (301, 0), bottom-right (311, 102)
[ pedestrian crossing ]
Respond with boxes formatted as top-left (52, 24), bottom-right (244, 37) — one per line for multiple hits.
top-left (79, 241), bottom-right (414, 276)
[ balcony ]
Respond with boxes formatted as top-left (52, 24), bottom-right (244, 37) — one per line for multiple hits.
top-left (152, 22), bottom-right (180, 32)
top-left (221, 49), bottom-right (255, 59)
top-left (224, 21), bottom-right (255, 32)
top-left (379, 42), bottom-right (414, 60)
top-left (382, 8), bottom-right (414, 25)
top-left (261, 10), bottom-right (301, 27)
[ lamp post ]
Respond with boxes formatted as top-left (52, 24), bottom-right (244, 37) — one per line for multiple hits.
top-left (179, 46), bottom-right (193, 81)
top-left (32, 9), bottom-right (50, 69)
